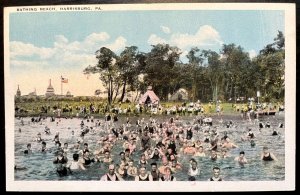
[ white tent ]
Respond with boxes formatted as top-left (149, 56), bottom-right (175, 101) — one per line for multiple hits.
top-left (139, 86), bottom-right (160, 105)
top-left (169, 88), bottom-right (189, 101)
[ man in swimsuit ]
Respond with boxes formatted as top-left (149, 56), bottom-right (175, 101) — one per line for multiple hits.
top-left (159, 167), bottom-right (176, 181)
top-left (127, 159), bottom-right (138, 178)
top-left (188, 160), bottom-right (200, 177)
top-left (150, 162), bottom-right (160, 181)
top-left (208, 167), bottom-right (223, 181)
top-left (261, 146), bottom-right (278, 161)
top-left (100, 164), bottom-right (124, 181)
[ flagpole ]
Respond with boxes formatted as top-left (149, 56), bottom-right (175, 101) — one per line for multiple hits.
top-left (61, 75), bottom-right (63, 95)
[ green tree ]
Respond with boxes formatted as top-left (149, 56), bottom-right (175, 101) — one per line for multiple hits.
top-left (84, 47), bottom-right (118, 106)
top-left (143, 44), bottom-right (182, 100)
top-left (253, 31), bottom-right (285, 101)
top-left (201, 50), bottom-right (224, 104)
top-left (186, 47), bottom-right (205, 101)
top-left (116, 46), bottom-right (140, 102)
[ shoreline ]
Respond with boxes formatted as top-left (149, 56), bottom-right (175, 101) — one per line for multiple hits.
top-left (14, 111), bottom-right (281, 120)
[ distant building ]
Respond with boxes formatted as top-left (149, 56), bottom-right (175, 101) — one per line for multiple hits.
top-left (45, 79), bottom-right (55, 98)
top-left (16, 85), bottom-right (21, 97)
top-left (66, 91), bottom-right (73, 97)
top-left (169, 88), bottom-right (189, 101)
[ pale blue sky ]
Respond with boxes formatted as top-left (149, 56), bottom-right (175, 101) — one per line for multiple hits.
top-left (10, 10), bottom-right (284, 54)
top-left (9, 10), bottom-right (284, 96)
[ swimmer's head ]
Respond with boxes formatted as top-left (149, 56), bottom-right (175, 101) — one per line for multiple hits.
top-left (164, 167), bottom-right (172, 175)
top-left (263, 146), bottom-right (269, 152)
top-left (212, 167), bottom-right (220, 177)
top-left (108, 164), bottom-right (115, 175)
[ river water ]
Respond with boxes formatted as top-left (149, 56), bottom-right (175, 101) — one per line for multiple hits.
top-left (14, 114), bottom-right (285, 181)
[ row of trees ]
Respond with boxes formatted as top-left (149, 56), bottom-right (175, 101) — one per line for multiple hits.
top-left (84, 31), bottom-right (285, 106)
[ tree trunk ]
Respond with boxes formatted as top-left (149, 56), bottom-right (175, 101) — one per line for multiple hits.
top-left (110, 79), bottom-right (113, 105)
top-left (119, 80), bottom-right (127, 102)
top-left (107, 77), bottom-right (111, 105)
top-left (113, 83), bottom-right (120, 103)
top-left (230, 81), bottom-right (233, 101)
top-left (134, 90), bottom-right (140, 103)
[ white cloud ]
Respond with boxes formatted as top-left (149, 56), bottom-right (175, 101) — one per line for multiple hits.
top-left (161, 25), bottom-right (171, 34)
top-left (10, 41), bottom-right (55, 59)
top-left (103, 36), bottom-right (127, 52)
top-left (10, 32), bottom-right (127, 71)
top-left (147, 25), bottom-right (223, 53)
top-left (147, 34), bottom-right (167, 45)
top-left (146, 25), bottom-right (223, 62)
top-left (55, 35), bottom-right (69, 44)
top-left (84, 32), bottom-right (110, 44)
top-left (248, 49), bottom-right (257, 59)
top-left (83, 32), bottom-right (110, 52)
top-left (170, 25), bottom-right (223, 50)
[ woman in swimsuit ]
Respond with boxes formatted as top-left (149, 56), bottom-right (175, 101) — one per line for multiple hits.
top-left (135, 167), bottom-right (153, 181)
top-left (261, 146), bottom-right (278, 161)
top-left (117, 162), bottom-right (128, 180)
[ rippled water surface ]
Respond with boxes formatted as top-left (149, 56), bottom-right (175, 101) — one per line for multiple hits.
top-left (14, 114), bottom-right (285, 181)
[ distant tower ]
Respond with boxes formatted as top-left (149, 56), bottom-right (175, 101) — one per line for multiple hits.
top-left (45, 79), bottom-right (55, 98)
top-left (16, 85), bottom-right (21, 97)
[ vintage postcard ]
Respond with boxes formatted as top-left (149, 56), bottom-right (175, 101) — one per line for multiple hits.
top-left (4, 3), bottom-right (295, 191)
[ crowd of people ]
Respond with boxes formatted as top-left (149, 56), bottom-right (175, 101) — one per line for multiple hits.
top-left (17, 111), bottom-right (282, 181)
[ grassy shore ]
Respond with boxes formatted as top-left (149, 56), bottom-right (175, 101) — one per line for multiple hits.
top-left (14, 100), bottom-right (258, 118)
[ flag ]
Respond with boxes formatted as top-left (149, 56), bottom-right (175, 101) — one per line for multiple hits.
top-left (61, 76), bottom-right (68, 83)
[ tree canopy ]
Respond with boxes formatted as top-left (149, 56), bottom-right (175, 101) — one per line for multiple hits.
top-left (84, 31), bottom-right (285, 105)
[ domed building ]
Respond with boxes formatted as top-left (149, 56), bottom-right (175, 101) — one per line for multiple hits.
top-left (66, 91), bottom-right (73, 97)
top-left (45, 79), bottom-right (55, 98)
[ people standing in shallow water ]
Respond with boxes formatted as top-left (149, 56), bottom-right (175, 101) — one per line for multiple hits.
top-left (261, 146), bottom-right (278, 161)
top-left (14, 112), bottom-right (284, 181)
top-left (208, 167), bottom-right (223, 181)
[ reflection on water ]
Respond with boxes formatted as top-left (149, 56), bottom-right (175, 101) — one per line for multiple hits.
top-left (14, 114), bottom-right (285, 181)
